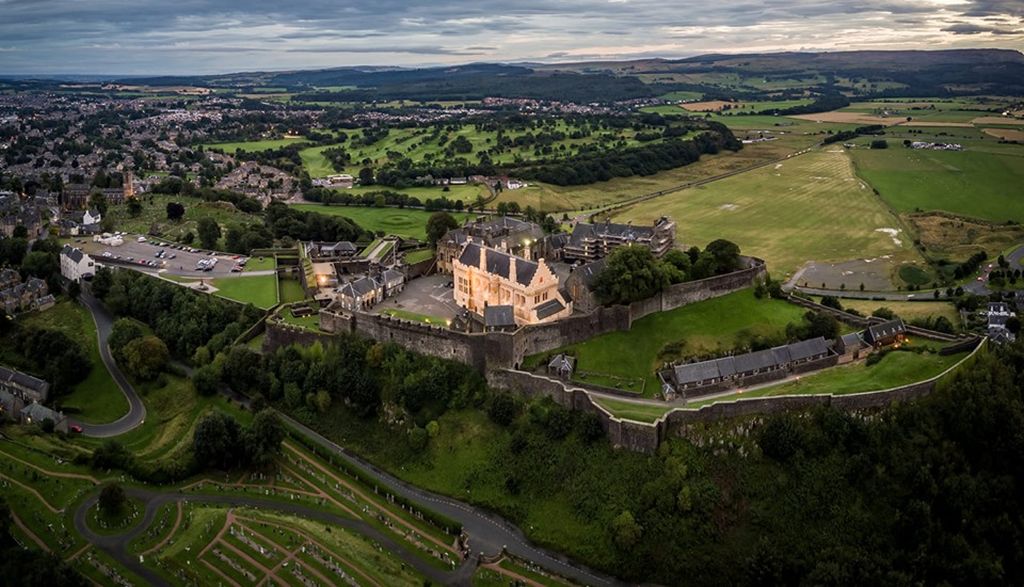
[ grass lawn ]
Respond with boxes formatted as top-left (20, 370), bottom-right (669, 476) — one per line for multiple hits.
top-left (404, 248), bottom-right (435, 264)
top-left (850, 145), bottom-right (1024, 223)
top-left (688, 345), bottom-right (968, 407)
top-left (527, 290), bottom-right (808, 396)
top-left (614, 147), bottom-right (924, 277)
top-left (200, 136), bottom-right (307, 152)
top-left (2, 300), bottom-right (129, 424)
top-left (592, 397), bottom-right (672, 423)
top-left (278, 311), bottom-right (320, 330)
top-left (819, 297), bottom-right (961, 327)
top-left (292, 205), bottom-right (473, 240)
top-left (209, 274), bottom-right (278, 309)
top-left (242, 255), bottom-right (276, 272)
top-left (278, 277), bottom-right (306, 303)
top-left (380, 308), bottom-right (449, 326)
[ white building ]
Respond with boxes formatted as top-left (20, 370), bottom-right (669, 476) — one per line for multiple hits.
top-left (60, 245), bottom-right (95, 282)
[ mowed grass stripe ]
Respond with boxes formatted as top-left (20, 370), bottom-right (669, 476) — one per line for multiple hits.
top-left (616, 148), bottom-right (921, 276)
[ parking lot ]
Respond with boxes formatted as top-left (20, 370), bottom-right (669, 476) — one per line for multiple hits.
top-left (72, 234), bottom-right (258, 278)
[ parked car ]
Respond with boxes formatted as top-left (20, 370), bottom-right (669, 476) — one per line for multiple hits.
top-left (70, 425), bottom-right (82, 434)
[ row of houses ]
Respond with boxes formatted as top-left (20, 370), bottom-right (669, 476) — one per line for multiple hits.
top-left (668, 337), bottom-right (833, 396)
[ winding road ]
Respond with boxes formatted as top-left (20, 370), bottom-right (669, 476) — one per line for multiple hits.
top-left (72, 292), bottom-right (146, 437)
top-left (67, 293), bottom-right (625, 586)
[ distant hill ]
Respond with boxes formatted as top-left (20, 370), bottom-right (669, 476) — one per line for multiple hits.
top-left (6, 49), bottom-right (1021, 101)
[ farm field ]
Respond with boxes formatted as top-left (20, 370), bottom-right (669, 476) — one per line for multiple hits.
top-left (209, 274), bottom-right (279, 308)
top-left (292, 204), bottom-right (473, 240)
top-left (525, 290), bottom-right (809, 396)
top-left (678, 99), bottom-right (814, 113)
top-left (319, 183), bottom-right (488, 203)
top-left (615, 147), bottom-right (922, 277)
top-left (850, 145), bottom-right (1024, 223)
top-left (0, 300), bottom-right (128, 424)
top-left (200, 136), bottom-right (308, 152)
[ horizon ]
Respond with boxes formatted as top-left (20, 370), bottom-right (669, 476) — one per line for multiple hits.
top-left (3, 47), bottom-right (1023, 80)
top-left (2, 0), bottom-right (1024, 76)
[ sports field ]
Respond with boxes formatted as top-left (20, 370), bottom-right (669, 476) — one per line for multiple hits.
top-left (292, 204), bottom-right (473, 240)
top-left (615, 147), bottom-right (921, 276)
top-left (526, 290), bottom-right (809, 396)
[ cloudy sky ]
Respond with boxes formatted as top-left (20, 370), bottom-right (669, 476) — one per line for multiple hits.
top-left (1, 0), bottom-right (1022, 75)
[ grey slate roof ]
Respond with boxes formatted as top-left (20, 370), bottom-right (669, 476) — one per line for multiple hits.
top-left (866, 319), bottom-right (906, 343)
top-left (788, 337), bottom-right (829, 361)
top-left (534, 299), bottom-right (565, 320)
top-left (484, 305), bottom-right (516, 328)
top-left (457, 243), bottom-right (539, 287)
top-left (339, 276), bottom-right (379, 298)
top-left (574, 259), bottom-right (606, 288)
top-left (569, 221), bottom-right (655, 246)
top-left (674, 361), bottom-right (724, 386)
top-left (840, 332), bottom-right (863, 349)
top-left (62, 244), bottom-right (85, 263)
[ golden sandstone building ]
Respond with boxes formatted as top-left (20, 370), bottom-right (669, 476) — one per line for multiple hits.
top-left (453, 240), bottom-right (572, 326)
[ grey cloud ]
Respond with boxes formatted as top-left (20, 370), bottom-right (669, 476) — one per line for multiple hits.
top-left (942, 23), bottom-right (1024, 35)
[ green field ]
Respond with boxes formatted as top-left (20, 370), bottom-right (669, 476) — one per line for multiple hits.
top-left (292, 204), bottom-right (473, 240)
top-left (278, 277), bottom-right (306, 303)
top-left (851, 146), bottom-right (1024, 223)
top-left (815, 297), bottom-right (961, 327)
top-left (0, 301), bottom-right (128, 424)
top-left (380, 308), bottom-right (449, 326)
top-left (242, 255), bottom-right (276, 272)
top-left (404, 248), bottom-right (435, 264)
top-left (615, 147), bottom-right (923, 276)
top-left (209, 274), bottom-right (279, 308)
top-left (200, 136), bottom-right (307, 152)
top-left (527, 290), bottom-right (809, 396)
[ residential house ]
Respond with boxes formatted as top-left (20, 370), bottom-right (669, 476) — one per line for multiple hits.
top-left (452, 241), bottom-right (572, 326)
top-left (986, 302), bottom-right (1017, 343)
top-left (863, 319), bottom-right (908, 348)
top-left (0, 276), bottom-right (53, 315)
top-left (19, 401), bottom-right (68, 433)
top-left (0, 365), bottom-right (50, 403)
top-left (61, 244), bottom-right (96, 282)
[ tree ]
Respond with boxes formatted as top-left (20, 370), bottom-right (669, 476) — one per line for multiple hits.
top-left (166, 201), bottom-right (185, 221)
top-left (425, 211), bottom-right (459, 247)
top-left (245, 409), bottom-right (284, 470)
top-left (121, 335), bottom-right (169, 380)
top-left (67, 281), bottom-right (81, 300)
top-left (192, 364), bottom-right (220, 396)
top-left (1008, 316), bottom-right (1021, 335)
top-left (593, 246), bottom-right (672, 305)
top-left (126, 198), bottom-right (142, 217)
top-left (20, 251), bottom-right (58, 280)
top-left (98, 483), bottom-right (126, 516)
top-left (705, 239), bottom-right (742, 274)
top-left (193, 412), bottom-right (244, 471)
top-left (872, 307), bottom-right (896, 320)
top-left (12, 225), bottom-right (27, 238)
top-left (222, 346), bottom-right (266, 393)
top-left (612, 510), bottom-right (642, 549)
top-left (870, 139), bottom-right (888, 149)
top-left (88, 192), bottom-right (108, 215)
top-left (196, 217), bottom-right (221, 250)
top-left (108, 318), bottom-right (145, 364)
top-left (358, 167), bottom-right (375, 186)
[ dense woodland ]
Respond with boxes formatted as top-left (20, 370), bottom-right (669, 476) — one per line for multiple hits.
top-left (279, 337), bottom-right (1024, 586)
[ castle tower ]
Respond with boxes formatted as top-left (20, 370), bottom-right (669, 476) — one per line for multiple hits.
top-left (123, 169), bottom-right (136, 200)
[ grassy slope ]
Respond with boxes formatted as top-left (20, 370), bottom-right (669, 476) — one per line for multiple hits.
top-left (3, 300), bottom-right (129, 424)
top-left (291, 205), bottom-right (472, 240)
top-left (531, 290), bottom-right (808, 395)
top-left (108, 194), bottom-right (259, 250)
top-left (615, 147), bottom-right (922, 276)
top-left (200, 137), bottom-right (307, 152)
top-left (821, 297), bottom-right (961, 327)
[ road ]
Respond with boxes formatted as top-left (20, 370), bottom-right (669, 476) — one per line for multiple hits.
top-left (72, 295), bottom-right (623, 586)
top-left (71, 292), bottom-right (146, 437)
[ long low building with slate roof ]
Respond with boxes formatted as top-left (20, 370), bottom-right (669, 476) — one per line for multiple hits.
top-left (671, 336), bottom-right (832, 394)
top-left (453, 240), bottom-right (572, 325)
